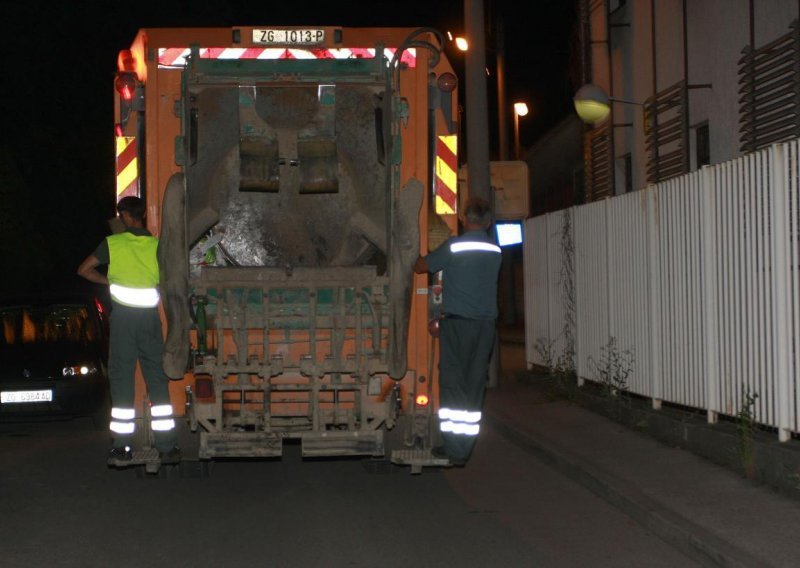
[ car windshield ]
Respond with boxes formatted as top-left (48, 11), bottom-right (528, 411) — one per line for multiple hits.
top-left (0, 305), bottom-right (99, 349)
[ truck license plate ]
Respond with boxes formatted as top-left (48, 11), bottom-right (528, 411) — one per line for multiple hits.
top-left (1, 390), bottom-right (53, 404)
top-left (252, 29), bottom-right (325, 46)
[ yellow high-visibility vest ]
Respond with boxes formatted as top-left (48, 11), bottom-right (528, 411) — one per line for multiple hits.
top-left (107, 232), bottom-right (160, 307)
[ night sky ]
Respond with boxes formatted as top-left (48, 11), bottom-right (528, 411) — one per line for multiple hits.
top-left (0, 0), bottom-right (576, 297)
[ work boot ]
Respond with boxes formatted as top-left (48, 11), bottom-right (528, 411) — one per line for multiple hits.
top-left (431, 446), bottom-right (467, 467)
top-left (159, 446), bottom-right (182, 465)
top-left (107, 445), bottom-right (133, 465)
top-left (431, 446), bottom-right (453, 466)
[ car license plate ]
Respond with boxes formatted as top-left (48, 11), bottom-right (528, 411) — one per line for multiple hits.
top-left (1, 390), bottom-right (53, 403)
top-left (252, 29), bottom-right (325, 46)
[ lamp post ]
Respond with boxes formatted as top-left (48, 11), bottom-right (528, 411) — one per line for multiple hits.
top-left (495, 16), bottom-right (509, 161)
top-left (513, 102), bottom-right (529, 159)
top-left (464, 0), bottom-right (491, 204)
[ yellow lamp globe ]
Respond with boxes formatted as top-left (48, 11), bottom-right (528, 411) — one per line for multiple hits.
top-left (574, 84), bottom-right (611, 124)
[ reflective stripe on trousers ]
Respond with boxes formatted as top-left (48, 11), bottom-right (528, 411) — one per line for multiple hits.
top-left (150, 404), bottom-right (175, 432)
top-left (110, 406), bottom-right (135, 434)
top-left (109, 405), bottom-right (176, 433)
top-left (438, 407), bottom-right (481, 436)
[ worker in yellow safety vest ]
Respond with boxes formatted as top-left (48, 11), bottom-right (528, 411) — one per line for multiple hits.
top-left (78, 196), bottom-right (180, 466)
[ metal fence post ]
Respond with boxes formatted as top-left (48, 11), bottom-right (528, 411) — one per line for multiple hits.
top-left (701, 165), bottom-right (720, 423)
top-left (770, 143), bottom-right (792, 442)
top-left (647, 185), bottom-right (663, 407)
top-left (605, 198), bottom-right (614, 344)
top-left (546, 213), bottom-right (554, 351)
top-left (572, 206), bottom-right (583, 387)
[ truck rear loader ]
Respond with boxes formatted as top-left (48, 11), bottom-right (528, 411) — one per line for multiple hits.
top-left (112, 26), bottom-right (460, 472)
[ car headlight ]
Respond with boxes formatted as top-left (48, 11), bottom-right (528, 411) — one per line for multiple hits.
top-left (62, 364), bottom-right (98, 377)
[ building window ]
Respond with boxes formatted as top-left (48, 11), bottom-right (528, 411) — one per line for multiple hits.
top-left (615, 153), bottom-right (633, 194)
top-left (609, 0), bottom-right (627, 13)
top-left (696, 123), bottom-right (710, 168)
top-left (624, 154), bottom-right (633, 193)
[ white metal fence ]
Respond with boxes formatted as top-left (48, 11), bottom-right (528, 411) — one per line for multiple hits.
top-left (524, 140), bottom-right (800, 440)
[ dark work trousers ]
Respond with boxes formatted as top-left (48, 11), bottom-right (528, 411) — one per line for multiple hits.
top-left (438, 317), bottom-right (496, 462)
top-left (109, 304), bottom-right (176, 452)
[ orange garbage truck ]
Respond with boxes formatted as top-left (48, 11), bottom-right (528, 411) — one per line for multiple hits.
top-left (112, 26), bottom-right (460, 472)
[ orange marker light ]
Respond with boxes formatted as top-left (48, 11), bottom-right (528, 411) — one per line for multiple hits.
top-left (416, 394), bottom-right (429, 407)
top-left (437, 72), bottom-right (457, 92)
top-left (117, 49), bottom-right (137, 74)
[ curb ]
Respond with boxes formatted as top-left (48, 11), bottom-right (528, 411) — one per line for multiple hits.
top-left (484, 410), bottom-right (772, 568)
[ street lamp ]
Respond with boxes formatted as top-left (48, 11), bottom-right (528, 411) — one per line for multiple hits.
top-left (573, 83), bottom-right (645, 125)
top-left (446, 31), bottom-right (470, 52)
top-left (513, 102), bottom-right (529, 159)
top-left (573, 83), bottom-right (611, 124)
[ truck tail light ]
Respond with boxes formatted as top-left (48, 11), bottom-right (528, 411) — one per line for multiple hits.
top-left (115, 72), bottom-right (137, 102)
top-left (94, 298), bottom-right (105, 320)
top-left (416, 394), bottom-right (429, 407)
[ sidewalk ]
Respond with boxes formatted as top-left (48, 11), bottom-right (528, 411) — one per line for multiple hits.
top-left (488, 333), bottom-right (800, 568)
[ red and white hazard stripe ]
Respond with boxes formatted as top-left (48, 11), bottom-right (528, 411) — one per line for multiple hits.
top-left (115, 136), bottom-right (139, 200)
top-left (435, 135), bottom-right (458, 215)
top-left (157, 47), bottom-right (417, 68)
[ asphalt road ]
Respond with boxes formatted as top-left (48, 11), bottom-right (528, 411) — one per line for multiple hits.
top-left (0, 409), bottom-right (698, 568)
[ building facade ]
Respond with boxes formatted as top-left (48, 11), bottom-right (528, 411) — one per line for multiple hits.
top-left (581, 0), bottom-right (798, 199)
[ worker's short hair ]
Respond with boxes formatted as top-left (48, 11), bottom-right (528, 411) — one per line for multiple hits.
top-left (117, 196), bottom-right (145, 222)
top-left (463, 197), bottom-right (493, 228)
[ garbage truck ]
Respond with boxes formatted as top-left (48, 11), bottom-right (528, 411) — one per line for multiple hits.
top-left (112, 26), bottom-right (460, 472)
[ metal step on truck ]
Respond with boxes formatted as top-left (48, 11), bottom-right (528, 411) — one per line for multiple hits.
top-left (112, 25), bottom-right (461, 473)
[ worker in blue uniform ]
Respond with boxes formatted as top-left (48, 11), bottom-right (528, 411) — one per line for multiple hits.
top-left (414, 197), bottom-right (502, 466)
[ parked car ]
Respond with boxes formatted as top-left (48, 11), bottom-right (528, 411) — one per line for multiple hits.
top-left (0, 295), bottom-right (111, 428)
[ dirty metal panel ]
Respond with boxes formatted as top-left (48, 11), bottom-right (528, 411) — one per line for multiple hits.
top-left (199, 266), bottom-right (383, 285)
top-left (188, 83), bottom-right (387, 269)
top-left (391, 449), bottom-right (450, 469)
top-left (200, 432), bottom-right (282, 458)
top-left (301, 430), bottom-right (383, 457)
